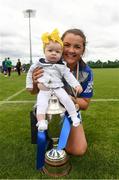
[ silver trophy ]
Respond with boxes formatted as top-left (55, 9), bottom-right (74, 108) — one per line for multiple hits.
top-left (43, 92), bottom-right (71, 177)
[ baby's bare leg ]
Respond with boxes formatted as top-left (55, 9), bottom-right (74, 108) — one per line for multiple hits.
top-left (37, 114), bottom-right (46, 121)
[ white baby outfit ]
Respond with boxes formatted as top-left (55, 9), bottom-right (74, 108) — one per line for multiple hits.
top-left (26, 58), bottom-right (81, 131)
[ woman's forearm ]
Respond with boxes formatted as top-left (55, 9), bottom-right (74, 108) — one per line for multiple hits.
top-left (76, 97), bottom-right (91, 110)
top-left (71, 96), bottom-right (91, 110)
top-left (30, 83), bottom-right (39, 94)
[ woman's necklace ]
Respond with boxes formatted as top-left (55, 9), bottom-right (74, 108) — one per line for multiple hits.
top-left (71, 62), bottom-right (79, 98)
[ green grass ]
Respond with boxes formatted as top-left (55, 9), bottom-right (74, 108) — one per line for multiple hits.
top-left (93, 68), bottom-right (119, 99)
top-left (0, 69), bottom-right (119, 179)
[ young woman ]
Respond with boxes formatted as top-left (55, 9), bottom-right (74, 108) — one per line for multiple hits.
top-left (30, 28), bottom-right (93, 155)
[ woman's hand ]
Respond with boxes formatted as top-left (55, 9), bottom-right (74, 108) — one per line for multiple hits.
top-left (32, 67), bottom-right (44, 83)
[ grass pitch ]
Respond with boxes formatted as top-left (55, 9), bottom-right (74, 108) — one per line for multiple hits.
top-left (0, 69), bottom-right (119, 179)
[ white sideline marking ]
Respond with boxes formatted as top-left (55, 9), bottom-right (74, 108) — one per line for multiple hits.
top-left (0, 100), bottom-right (35, 104)
top-left (5, 88), bottom-right (26, 101)
top-left (0, 88), bottom-right (26, 105)
top-left (92, 99), bottom-right (119, 102)
top-left (0, 99), bottom-right (119, 105)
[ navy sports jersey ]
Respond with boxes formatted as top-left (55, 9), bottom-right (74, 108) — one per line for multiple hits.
top-left (63, 63), bottom-right (93, 98)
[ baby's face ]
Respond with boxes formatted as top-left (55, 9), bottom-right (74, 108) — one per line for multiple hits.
top-left (44, 41), bottom-right (63, 63)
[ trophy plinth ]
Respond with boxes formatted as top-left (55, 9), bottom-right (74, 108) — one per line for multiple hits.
top-left (43, 146), bottom-right (71, 177)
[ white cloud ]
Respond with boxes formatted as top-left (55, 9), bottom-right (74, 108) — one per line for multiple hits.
top-left (0, 0), bottom-right (119, 66)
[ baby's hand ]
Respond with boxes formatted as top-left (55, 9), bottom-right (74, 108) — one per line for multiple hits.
top-left (75, 85), bottom-right (83, 94)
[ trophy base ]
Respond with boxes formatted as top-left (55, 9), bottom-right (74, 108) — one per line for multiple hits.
top-left (43, 149), bottom-right (71, 177)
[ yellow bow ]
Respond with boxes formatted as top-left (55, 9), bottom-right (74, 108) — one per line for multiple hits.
top-left (41, 29), bottom-right (63, 48)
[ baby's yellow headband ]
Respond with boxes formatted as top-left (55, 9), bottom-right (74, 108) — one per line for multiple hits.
top-left (41, 29), bottom-right (63, 48)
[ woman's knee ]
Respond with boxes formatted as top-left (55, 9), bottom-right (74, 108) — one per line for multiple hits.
top-left (77, 142), bottom-right (87, 156)
top-left (66, 141), bottom-right (87, 156)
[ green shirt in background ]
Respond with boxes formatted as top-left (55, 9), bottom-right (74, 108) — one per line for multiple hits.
top-left (6, 58), bottom-right (12, 68)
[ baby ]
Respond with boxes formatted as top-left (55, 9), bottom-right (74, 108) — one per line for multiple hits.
top-left (26, 29), bottom-right (83, 131)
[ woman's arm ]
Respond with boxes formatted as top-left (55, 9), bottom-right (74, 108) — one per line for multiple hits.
top-left (30, 83), bottom-right (39, 94)
top-left (70, 96), bottom-right (91, 110)
top-left (29, 67), bottom-right (44, 94)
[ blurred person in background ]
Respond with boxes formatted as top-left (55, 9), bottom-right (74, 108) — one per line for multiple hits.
top-left (16, 59), bottom-right (22, 75)
top-left (6, 57), bottom-right (12, 76)
top-left (2, 58), bottom-right (8, 76)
